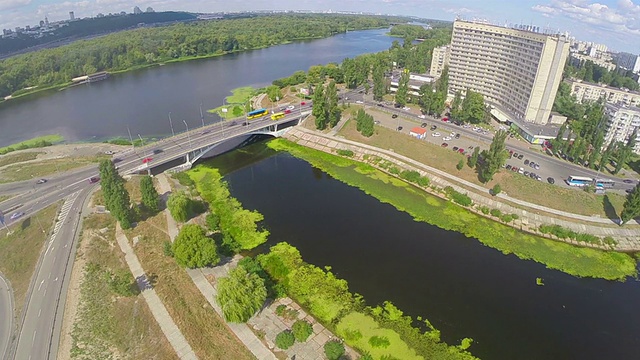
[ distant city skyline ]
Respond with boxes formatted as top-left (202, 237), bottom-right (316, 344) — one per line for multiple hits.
top-left (1, 0), bottom-right (639, 53)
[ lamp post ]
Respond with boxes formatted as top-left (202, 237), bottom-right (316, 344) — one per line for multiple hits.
top-left (183, 120), bottom-right (192, 150)
top-left (137, 134), bottom-right (145, 147)
top-left (200, 103), bottom-right (205, 128)
top-left (168, 112), bottom-right (175, 137)
top-left (127, 125), bottom-right (134, 150)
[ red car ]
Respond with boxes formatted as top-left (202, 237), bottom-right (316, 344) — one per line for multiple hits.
top-left (301, 101), bottom-right (306, 105)
top-left (284, 109), bottom-right (292, 114)
top-left (89, 177), bottom-right (100, 184)
top-left (142, 157), bottom-right (153, 163)
top-left (442, 117), bottom-right (449, 122)
top-left (441, 143), bottom-right (448, 147)
top-left (457, 148), bottom-right (465, 154)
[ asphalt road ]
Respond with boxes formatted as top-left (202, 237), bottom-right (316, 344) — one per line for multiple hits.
top-left (0, 103), bottom-right (312, 360)
top-left (0, 273), bottom-right (13, 360)
top-left (341, 88), bottom-right (637, 194)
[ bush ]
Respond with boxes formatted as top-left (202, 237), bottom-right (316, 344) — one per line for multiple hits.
top-left (490, 209), bottom-right (502, 218)
top-left (163, 241), bottom-right (174, 257)
top-left (217, 266), bottom-right (267, 323)
top-left (399, 170), bottom-right (421, 183)
top-left (205, 212), bottom-right (220, 231)
top-left (107, 269), bottom-right (137, 297)
top-left (324, 340), bottom-right (345, 360)
top-left (292, 320), bottom-right (313, 342)
top-left (480, 206), bottom-right (490, 215)
top-left (337, 149), bottom-right (355, 157)
top-left (416, 176), bottom-right (430, 187)
top-left (275, 304), bottom-right (299, 320)
top-left (172, 224), bottom-right (219, 268)
top-left (368, 335), bottom-right (391, 348)
top-left (444, 186), bottom-right (472, 206)
top-left (491, 184), bottom-right (501, 196)
top-left (456, 159), bottom-right (464, 170)
top-left (275, 330), bottom-right (295, 350)
top-left (500, 214), bottom-right (513, 223)
top-left (389, 166), bottom-right (400, 175)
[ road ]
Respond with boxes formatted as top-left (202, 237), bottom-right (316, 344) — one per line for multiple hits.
top-left (0, 273), bottom-right (13, 360)
top-left (341, 88), bottom-right (637, 194)
top-left (0, 103), bottom-right (312, 360)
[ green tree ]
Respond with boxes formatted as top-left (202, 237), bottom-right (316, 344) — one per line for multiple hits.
top-left (326, 81), bottom-right (341, 128)
top-left (491, 184), bottom-right (501, 196)
top-left (312, 83), bottom-right (327, 130)
top-left (265, 85), bottom-right (282, 102)
top-left (205, 212), bottom-right (220, 232)
top-left (172, 224), bottom-right (219, 268)
top-left (167, 191), bottom-right (191, 222)
top-left (395, 69), bottom-right (409, 107)
top-left (140, 175), bottom-right (159, 213)
top-left (479, 130), bottom-right (508, 183)
top-left (98, 159), bottom-right (132, 228)
top-left (614, 129), bottom-right (637, 174)
top-left (355, 108), bottom-right (375, 137)
top-left (292, 319), bottom-right (313, 342)
top-left (456, 159), bottom-right (464, 170)
top-left (450, 90), bottom-right (462, 120)
top-left (372, 64), bottom-right (386, 101)
top-left (324, 340), bottom-right (345, 360)
top-left (599, 141), bottom-right (617, 171)
top-left (459, 89), bottom-right (486, 123)
top-left (621, 183), bottom-right (640, 224)
top-left (275, 330), bottom-right (295, 349)
top-left (217, 266), bottom-right (267, 323)
top-left (468, 146), bottom-right (480, 168)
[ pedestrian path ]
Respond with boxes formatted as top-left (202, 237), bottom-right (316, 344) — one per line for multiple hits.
top-left (114, 224), bottom-right (198, 360)
top-left (285, 127), bottom-right (640, 250)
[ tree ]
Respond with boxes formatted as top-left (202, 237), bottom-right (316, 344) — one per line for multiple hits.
top-left (275, 330), bottom-right (295, 349)
top-left (479, 130), bottom-right (508, 183)
top-left (395, 69), bottom-right (409, 107)
top-left (372, 63), bottom-right (387, 101)
top-left (217, 266), bottom-right (267, 322)
top-left (621, 183), bottom-right (640, 224)
top-left (140, 175), bottom-right (159, 213)
top-left (172, 224), bottom-right (219, 268)
top-left (468, 146), bottom-right (480, 168)
top-left (355, 108), bottom-right (374, 137)
top-left (491, 184), bottom-right (501, 196)
top-left (324, 340), bottom-right (345, 360)
top-left (456, 159), bottom-right (464, 170)
top-left (326, 81), bottom-right (341, 128)
top-left (459, 89), bottom-right (486, 123)
top-left (450, 90), bottom-right (462, 120)
top-left (312, 83), bottom-right (327, 130)
top-left (614, 129), bottom-right (637, 174)
top-left (292, 320), bottom-right (313, 342)
top-left (265, 85), bottom-right (282, 102)
top-left (205, 212), bottom-right (220, 232)
top-left (599, 141), bottom-right (617, 171)
top-left (98, 159), bottom-right (132, 228)
top-left (167, 191), bottom-right (191, 222)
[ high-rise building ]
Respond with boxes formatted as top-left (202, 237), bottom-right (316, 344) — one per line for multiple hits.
top-left (615, 52), bottom-right (640, 71)
top-left (69, 11), bottom-right (75, 21)
top-left (448, 20), bottom-right (570, 126)
top-left (133, 6), bottom-right (143, 14)
top-left (604, 103), bottom-right (640, 154)
top-left (568, 79), bottom-right (640, 107)
top-left (429, 45), bottom-right (450, 78)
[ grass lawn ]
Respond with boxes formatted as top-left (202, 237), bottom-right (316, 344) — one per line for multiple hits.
top-left (0, 134), bottom-right (64, 154)
top-left (127, 212), bottom-right (254, 360)
top-left (0, 151), bottom-right (43, 168)
top-left (0, 157), bottom-right (100, 183)
top-left (336, 312), bottom-right (422, 360)
top-left (207, 86), bottom-right (256, 119)
top-left (337, 118), bottom-right (626, 218)
top-left (71, 213), bottom-right (177, 360)
top-left (0, 204), bottom-right (58, 320)
top-left (0, 195), bottom-right (12, 203)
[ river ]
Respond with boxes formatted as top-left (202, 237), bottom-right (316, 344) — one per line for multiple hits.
top-left (204, 142), bottom-right (640, 360)
top-left (0, 28), bottom-right (395, 147)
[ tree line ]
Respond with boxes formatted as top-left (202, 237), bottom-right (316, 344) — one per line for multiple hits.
top-left (566, 60), bottom-right (639, 91)
top-left (0, 14), bottom-right (404, 98)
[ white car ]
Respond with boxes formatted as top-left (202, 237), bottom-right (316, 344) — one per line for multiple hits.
top-left (356, 100), bottom-right (363, 104)
top-left (418, 115), bottom-right (426, 119)
top-left (443, 136), bottom-right (453, 141)
top-left (287, 105), bottom-right (295, 110)
top-left (105, 150), bottom-right (115, 155)
top-left (402, 106), bottom-right (410, 111)
top-left (431, 132), bottom-right (441, 137)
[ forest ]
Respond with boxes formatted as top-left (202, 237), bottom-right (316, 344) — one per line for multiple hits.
top-left (0, 14), bottom-right (404, 98)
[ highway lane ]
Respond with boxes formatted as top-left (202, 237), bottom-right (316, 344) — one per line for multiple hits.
top-left (0, 273), bottom-right (13, 360)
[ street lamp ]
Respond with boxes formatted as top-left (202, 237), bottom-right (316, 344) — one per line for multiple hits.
top-left (183, 120), bottom-right (192, 150)
top-left (200, 103), bottom-right (205, 128)
top-left (127, 125), bottom-right (134, 150)
top-left (168, 112), bottom-right (175, 137)
top-left (137, 134), bottom-right (145, 147)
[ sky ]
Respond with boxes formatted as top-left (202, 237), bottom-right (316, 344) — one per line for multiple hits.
top-left (0, 0), bottom-right (639, 53)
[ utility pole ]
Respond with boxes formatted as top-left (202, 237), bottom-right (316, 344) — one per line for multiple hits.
top-left (137, 134), bottom-right (145, 148)
top-left (168, 112), bottom-right (175, 137)
top-left (127, 125), bottom-right (134, 150)
top-left (200, 103), bottom-right (205, 128)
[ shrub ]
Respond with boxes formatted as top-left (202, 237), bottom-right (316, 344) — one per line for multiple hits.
top-left (500, 214), bottom-right (513, 223)
top-left (416, 176), bottom-right (430, 187)
top-left (275, 304), bottom-right (299, 320)
top-left (275, 330), bottom-right (295, 350)
top-left (107, 269), bottom-right (137, 297)
top-left (456, 159), bottom-right (464, 170)
top-left (491, 184), bottom-right (501, 196)
top-left (359, 354), bottom-right (374, 360)
top-left (480, 206), bottom-right (490, 215)
top-left (603, 236), bottom-right (617, 247)
top-left (337, 149), bottom-right (355, 157)
top-left (389, 166), bottom-right (400, 175)
top-left (511, 214), bottom-right (519, 220)
top-left (444, 186), bottom-right (472, 206)
top-left (205, 212), bottom-right (220, 232)
top-left (490, 209), bottom-right (502, 218)
top-left (400, 170), bottom-right (421, 183)
top-left (324, 340), bottom-right (345, 360)
top-left (217, 267), bottom-right (267, 323)
top-left (163, 241), bottom-right (174, 257)
top-left (292, 320), bottom-right (313, 342)
top-left (368, 335), bottom-right (391, 348)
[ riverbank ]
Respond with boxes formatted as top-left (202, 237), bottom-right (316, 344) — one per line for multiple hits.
top-left (272, 131), bottom-right (637, 280)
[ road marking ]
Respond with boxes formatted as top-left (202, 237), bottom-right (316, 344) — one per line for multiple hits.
top-left (54, 277), bottom-right (58, 282)
top-left (38, 308), bottom-right (41, 317)
top-left (38, 280), bottom-right (44, 291)
top-left (32, 330), bottom-right (36, 342)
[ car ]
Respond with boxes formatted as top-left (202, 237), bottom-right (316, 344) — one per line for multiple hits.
top-left (430, 125), bottom-right (437, 131)
top-left (443, 136), bottom-right (453, 141)
top-left (626, 188), bottom-right (633, 194)
top-left (441, 142), bottom-right (448, 147)
top-left (506, 164), bottom-right (513, 170)
top-left (10, 212), bottom-right (25, 220)
top-left (374, 120), bottom-right (381, 125)
top-left (391, 114), bottom-right (398, 118)
top-left (287, 105), bottom-right (295, 110)
top-left (455, 134), bottom-right (460, 139)
top-left (458, 148), bottom-right (465, 154)
top-left (397, 126), bottom-right (403, 131)
top-left (511, 166), bottom-right (518, 172)
top-left (105, 150), bottom-right (115, 155)
top-left (89, 177), bottom-right (100, 184)
top-left (394, 103), bottom-right (402, 108)
top-left (529, 162), bottom-right (535, 168)
top-left (301, 101), bottom-right (306, 105)
top-left (200, 130), bottom-right (211, 135)
top-left (279, 107), bottom-right (287, 111)
top-left (152, 149), bottom-right (162, 154)
top-left (442, 117), bottom-right (449, 122)
top-left (421, 122), bottom-right (427, 128)
top-left (432, 132), bottom-right (441, 137)
top-left (356, 100), bottom-right (364, 104)
top-left (36, 179), bottom-right (47, 184)
top-left (623, 179), bottom-right (636, 184)
top-left (142, 157), bottom-right (153, 163)
top-left (418, 115), bottom-right (426, 119)
top-left (537, 175), bottom-right (543, 181)
top-left (517, 154), bottom-right (524, 160)
top-left (524, 170), bottom-right (530, 176)
top-left (402, 106), bottom-right (410, 111)
top-left (453, 146), bottom-right (459, 151)
top-left (524, 159), bottom-right (530, 165)
top-left (518, 167), bottom-right (524, 174)
top-left (284, 109), bottom-right (292, 114)
top-left (377, 103), bottom-right (384, 107)
top-left (513, 152), bottom-right (519, 158)
top-left (547, 177), bottom-right (555, 184)
top-left (534, 164), bottom-right (540, 170)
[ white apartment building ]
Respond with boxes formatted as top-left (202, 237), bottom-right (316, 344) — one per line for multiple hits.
top-left (604, 103), bottom-right (640, 154)
top-left (568, 79), bottom-right (640, 107)
top-left (569, 53), bottom-right (617, 72)
top-left (429, 45), bottom-right (450, 78)
top-left (448, 20), bottom-right (570, 127)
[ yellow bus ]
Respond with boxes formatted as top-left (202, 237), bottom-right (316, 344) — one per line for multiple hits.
top-left (247, 108), bottom-right (268, 120)
top-left (270, 112), bottom-right (285, 120)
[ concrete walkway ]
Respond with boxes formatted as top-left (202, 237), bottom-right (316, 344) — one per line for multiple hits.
top-left (285, 127), bottom-right (640, 250)
top-left (155, 174), bottom-right (277, 360)
top-left (114, 224), bottom-right (198, 360)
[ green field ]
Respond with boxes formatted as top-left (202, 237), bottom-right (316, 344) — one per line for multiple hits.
top-left (207, 86), bottom-right (256, 119)
top-left (0, 134), bottom-right (63, 154)
top-left (0, 151), bottom-right (43, 168)
top-left (268, 138), bottom-right (637, 280)
top-left (0, 157), bottom-right (100, 183)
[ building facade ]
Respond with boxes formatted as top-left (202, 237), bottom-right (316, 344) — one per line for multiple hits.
top-left (604, 103), bottom-right (640, 154)
top-left (448, 20), bottom-right (570, 125)
top-left (429, 45), bottom-right (450, 78)
top-left (568, 80), bottom-right (640, 107)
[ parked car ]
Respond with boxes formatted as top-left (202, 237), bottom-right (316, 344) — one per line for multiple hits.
top-left (418, 115), bottom-right (426, 119)
top-left (441, 143), bottom-right (448, 147)
top-left (301, 101), bottom-right (306, 105)
top-left (453, 146), bottom-right (459, 151)
top-left (392, 114), bottom-right (398, 118)
top-left (458, 148), bottom-right (465, 154)
top-left (89, 177), bottom-right (100, 184)
top-left (287, 105), bottom-right (295, 110)
top-left (432, 132), bottom-right (441, 137)
top-left (524, 171), bottom-right (530, 176)
top-left (36, 179), bottom-right (47, 184)
top-left (402, 106), bottom-right (410, 111)
top-left (534, 163), bottom-right (540, 170)
top-left (442, 117), bottom-right (449, 122)
top-left (547, 177), bottom-right (555, 184)
top-left (10, 212), bottom-right (25, 220)
top-left (513, 152), bottom-right (519, 158)
top-left (430, 125), bottom-right (437, 131)
top-left (397, 126), bottom-right (403, 131)
top-left (506, 164), bottom-right (513, 170)
top-left (517, 154), bottom-right (524, 160)
top-left (374, 120), bottom-right (381, 125)
top-left (105, 150), bottom-right (115, 155)
top-left (623, 179), bottom-right (635, 184)
top-left (377, 103), bottom-right (384, 107)
top-left (455, 134), bottom-right (461, 139)
top-left (518, 167), bottom-right (524, 174)
top-left (524, 159), bottom-right (530, 165)
top-left (421, 122), bottom-right (427, 128)
top-left (443, 136), bottom-right (453, 141)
